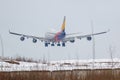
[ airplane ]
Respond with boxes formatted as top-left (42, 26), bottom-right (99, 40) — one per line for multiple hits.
top-left (9, 16), bottom-right (109, 47)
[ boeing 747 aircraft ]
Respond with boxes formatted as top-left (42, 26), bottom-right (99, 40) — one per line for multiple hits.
top-left (9, 16), bottom-right (109, 47)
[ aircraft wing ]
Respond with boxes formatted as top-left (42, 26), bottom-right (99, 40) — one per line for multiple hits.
top-left (76, 30), bottom-right (109, 39)
top-left (9, 31), bottom-right (46, 41)
top-left (63, 30), bottom-right (109, 42)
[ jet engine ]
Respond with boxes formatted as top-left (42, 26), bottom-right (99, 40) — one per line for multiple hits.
top-left (33, 38), bottom-right (37, 43)
top-left (87, 36), bottom-right (92, 41)
top-left (20, 37), bottom-right (25, 41)
top-left (70, 40), bottom-right (75, 43)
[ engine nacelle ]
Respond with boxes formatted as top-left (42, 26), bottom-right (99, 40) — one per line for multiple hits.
top-left (20, 37), bottom-right (25, 41)
top-left (70, 40), bottom-right (75, 43)
top-left (87, 36), bottom-right (92, 41)
top-left (33, 38), bottom-right (37, 43)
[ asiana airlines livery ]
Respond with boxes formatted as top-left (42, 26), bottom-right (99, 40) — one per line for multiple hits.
top-left (9, 16), bottom-right (109, 47)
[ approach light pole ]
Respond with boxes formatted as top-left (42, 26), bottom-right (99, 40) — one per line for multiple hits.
top-left (0, 34), bottom-right (4, 59)
top-left (91, 21), bottom-right (95, 69)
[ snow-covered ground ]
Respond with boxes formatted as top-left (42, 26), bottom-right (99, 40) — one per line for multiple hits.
top-left (0, 58), bottom-right (120, 72)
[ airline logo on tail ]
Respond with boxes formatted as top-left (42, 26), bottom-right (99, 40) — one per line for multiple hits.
top-left (61, 16), bottom-right (66, 32)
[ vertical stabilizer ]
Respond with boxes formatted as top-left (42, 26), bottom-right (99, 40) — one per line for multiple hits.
top-left (61, 16), bottom-right (66, 32)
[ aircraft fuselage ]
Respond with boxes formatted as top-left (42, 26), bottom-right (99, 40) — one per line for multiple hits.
top-left (45, 31), bottom-right (66, 42)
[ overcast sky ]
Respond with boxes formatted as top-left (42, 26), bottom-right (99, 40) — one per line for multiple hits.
top-left (0, 0), bottom-right (120, 61)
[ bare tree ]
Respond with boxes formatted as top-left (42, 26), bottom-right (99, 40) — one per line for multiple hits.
top-left (109, 45), bottom-right (115, 68)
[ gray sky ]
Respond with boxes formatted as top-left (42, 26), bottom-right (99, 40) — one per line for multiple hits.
top-left (0, 0), bottom-right (120, 61)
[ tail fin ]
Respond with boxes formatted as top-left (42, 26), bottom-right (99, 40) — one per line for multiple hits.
top-left (61, 16), bottom-right (66, 32)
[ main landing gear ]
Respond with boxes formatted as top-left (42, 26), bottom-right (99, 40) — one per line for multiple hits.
top-left (44, 42), bottom-right (65, 47)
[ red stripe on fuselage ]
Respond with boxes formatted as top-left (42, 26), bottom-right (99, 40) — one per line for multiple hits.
top-left (54, 31), bottom-right (61, 42)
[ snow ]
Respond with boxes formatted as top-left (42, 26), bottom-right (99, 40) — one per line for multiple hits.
top-left (0, 58), bottom-right (120, 72)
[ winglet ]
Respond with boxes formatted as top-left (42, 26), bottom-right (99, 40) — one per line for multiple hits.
top-left (9, 29), bottom-right (13, 34)
top-left (61, 16), bottom-right (66, 32)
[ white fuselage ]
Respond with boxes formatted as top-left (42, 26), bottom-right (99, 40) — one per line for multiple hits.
top-left (45, 32), bottom-right (55, 40)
